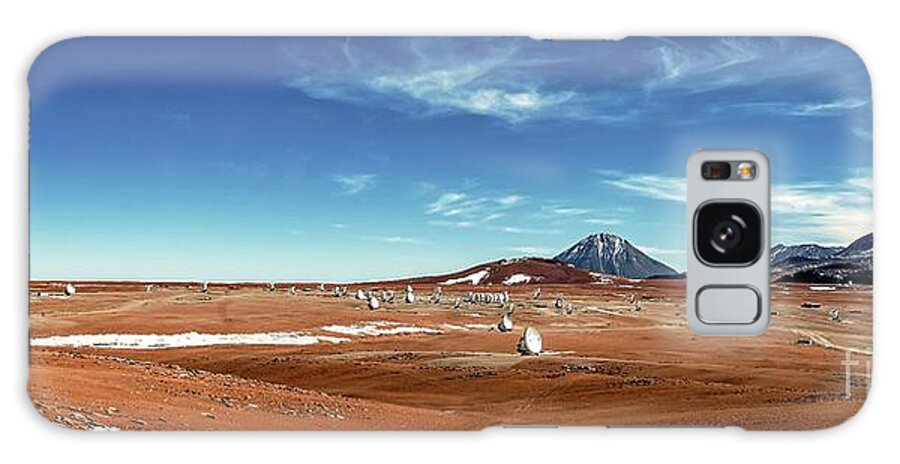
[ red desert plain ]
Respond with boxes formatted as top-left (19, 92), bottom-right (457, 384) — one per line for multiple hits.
top-left (28, 259), bottom-right (871, 430)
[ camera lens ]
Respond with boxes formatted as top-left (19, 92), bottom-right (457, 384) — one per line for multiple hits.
top-left (711, 218), bottom-right (743, 251)
top-left (695, 202), bottom-right (762, 265)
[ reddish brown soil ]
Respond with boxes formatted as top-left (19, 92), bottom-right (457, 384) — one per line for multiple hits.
top-left (28, 280), bottom-right (871, 430)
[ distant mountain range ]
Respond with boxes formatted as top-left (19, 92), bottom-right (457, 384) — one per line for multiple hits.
top-left (377, 231), bottom-right (871, 286)
top-left (770, 244), bottom-right (844, 266)
top-left (771, 233), bottom-right (872, 284)
top-left (553, 233), bottom-right (680, 279)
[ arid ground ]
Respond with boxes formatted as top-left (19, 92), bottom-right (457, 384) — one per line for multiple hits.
top-left (28, 279), bottom-right (871, 431)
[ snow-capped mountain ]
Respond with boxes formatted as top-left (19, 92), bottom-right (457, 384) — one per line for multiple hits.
top-left (836, 232), bottom-right (873, 258)
top-left (772, 233), bottom-right (873, 284)
top-left (770, 243), bottom-right (843, 266)
top-left (554, 233), bottom-right (679, 279)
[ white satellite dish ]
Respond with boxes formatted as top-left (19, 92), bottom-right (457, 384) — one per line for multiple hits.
top-left (517, 326), bottom-right (542, 355)
top-left (498, 313), bottom-right (513, 332)
top-left (64, 283), bottom-right (77, 297)
top-left (356, 289), bottom-right (367, 300)
top-left (368, 296), bottom-right (380, 310)
top-left (405, 291), bottom-right (416, 304)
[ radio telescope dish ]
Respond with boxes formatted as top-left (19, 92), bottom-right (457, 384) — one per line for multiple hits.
top-left (517, 326), bottom-right (542, 355)
top-left (356, 289), bottom-right (367, 300)
top-left (368, 296), bottom-right (380, 310)
top-left (498, 313), bottom-right (513, 332)
top-left (64, 283), bottom-right (77, 297)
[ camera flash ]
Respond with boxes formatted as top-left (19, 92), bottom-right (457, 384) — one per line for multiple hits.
top-left (737, 162), bottom-right (756, 180)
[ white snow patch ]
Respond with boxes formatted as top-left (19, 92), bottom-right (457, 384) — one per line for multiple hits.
top-left (502, 273), bottom-right (532, 285)
top-left (440, 269), bottom-right (490, 286)
top-left (322, 321), bottom-right (441, 336)
top-left (441, 323), bottom-right (495, 331)
top-left (30, 332), bottom-right (350, 350)
top-left (810, 286), bottom-right (837, 292)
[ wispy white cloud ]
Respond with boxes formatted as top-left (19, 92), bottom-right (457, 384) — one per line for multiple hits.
top-left (771, 176), bottom-right (872, 245)
top-left (851, 127), bottom-right (873, 141)
top-left (594, 169), bottom-right (686, 202)
top-left (496, 194), bottom-right (526, 207)
top-left (370, 66), bottom-right (577, 123)
top-left (425, 191), bottom-right (525, 220)
top-left (728, 98), bottom-right (870, 117)
top-left (541, 206), bottom-right (591, 217)
top-left (361, 235), bottom-right (427, 245)
top-left (427, 220), bottom-right (476, 229)
top-left (505, 246), bottom-right (556, 255)
top-left (332, 173), bottom-right (376, 195)
top-left (283, 37), bottom-right (870, 125)
top-left (425, 193), bottom-right (487, 217)
top-left (424, 188), bottom-right (556, 236)
top-left (286, 39), bottom-right (586, 124)
top-left (584, 218), bottom-right (625, 226)
top-left (489, 225), bottom-right (563, 235)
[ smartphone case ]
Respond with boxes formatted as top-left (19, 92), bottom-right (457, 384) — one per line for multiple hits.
top-left (28, 37), bottom-right (872, 431)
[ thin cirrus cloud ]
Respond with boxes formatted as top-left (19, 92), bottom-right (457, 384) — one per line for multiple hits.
top-left (726, 98), bottom-right (870, 117)
top-left (423, 190), bottom-right (565, 235)
top-left (425, 192), bottom-right (488, 217)
top-left (595, 168), bottom-right (872, 246)
top-left (332, 173), bottom-right (376, 195)
top-left (593, 169), bottom-right (687, 202)
top-left (369, 66), bottom-right (578, 123)
top-left (584, 218), bottom-right (625, 226)
top-left (770, 175), bottom-right (872, 245)
top-left (851, 127), bottom-right (873, 141)
top-left (426, 191), bottom-right (523, 220)
top-left (361, 235), bottom-right (427, 245)
top-left (506, 246), bottom-right (556, 256)
top-left (536, 205), bottom-right (593, 217)
top-left (282, 37), bottom-right (869, 125)
top-left (496, 194), bottom-right (526, 207)
top-left (284, 38), bottom-right (585, 124)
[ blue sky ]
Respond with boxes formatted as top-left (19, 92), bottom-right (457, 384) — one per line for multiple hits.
top-left (29, 37), bottom-right (872, 281)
